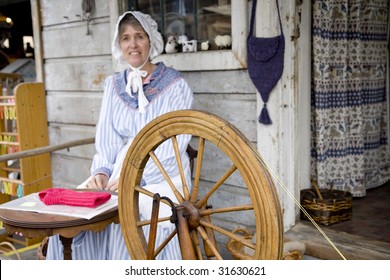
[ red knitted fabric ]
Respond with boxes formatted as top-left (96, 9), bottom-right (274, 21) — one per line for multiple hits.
top-left (38, 188), bottom-right (111, 208)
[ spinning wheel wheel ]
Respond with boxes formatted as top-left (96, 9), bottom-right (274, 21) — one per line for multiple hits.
top-left (118, 110), bottom-right (283, 260)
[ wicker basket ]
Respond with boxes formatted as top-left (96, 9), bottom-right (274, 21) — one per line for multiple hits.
top-left (0, 241), bottom-right (21, 260)
top-left (37, 237), bottom-right (49, 260)
top-left (300, 188), bottom-right (352, 226)
top-left (226, 228), bottom-right (304, 260)
top-left (226, 228), bottom-right (254, 260)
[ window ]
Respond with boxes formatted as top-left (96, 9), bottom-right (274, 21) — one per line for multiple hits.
top-left (129, 0), bottom-right (231, 48)
top-left (113, 0), bottom-right (248, 71)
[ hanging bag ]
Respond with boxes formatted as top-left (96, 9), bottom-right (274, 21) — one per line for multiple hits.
top-left (247, 0), bottom-right (285, 124)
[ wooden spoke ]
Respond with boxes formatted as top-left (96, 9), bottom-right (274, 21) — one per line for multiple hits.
top-left (149, 151), bottom-right (185, 203)
top-left (134, 186), bottom-right (154, 199)
top-left (135, 186), bottom-right (178, 209)
top-left (199, 219), bottom-right (256, 250)
top-left (190, 230), bottom-right (203, 260)
top-left (195, 164), bottom-right (237, 208)
top-left (137, 216), bottom-right (172, 227)
top-left (199, 204), bottom-right (254, 216)
top-left (153, 229), bottom-right (177, 258)
top-left (196, 226), bottom-right (223, 260)
top-left (190, 137), bottom-right (205, 203)
top-left (147, 194), bottom-right (161, 259)
top-left (170, 136), bottom-right (190, 200)
top-left (202, 213), bottom-right (218, 259)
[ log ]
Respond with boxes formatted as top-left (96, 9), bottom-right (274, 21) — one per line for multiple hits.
top-left (0, 138), bottom-right (95, 162)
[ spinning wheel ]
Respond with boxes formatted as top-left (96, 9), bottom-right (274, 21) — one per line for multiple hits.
top-left (118, 110), bottom-right (283, 260)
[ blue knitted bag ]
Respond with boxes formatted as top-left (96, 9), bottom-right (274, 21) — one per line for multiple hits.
top-left (247, 0), bottom-right (285, 125)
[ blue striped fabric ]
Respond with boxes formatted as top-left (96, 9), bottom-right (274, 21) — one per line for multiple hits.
top-left (46, 223), bottom-right (181, 260)
top-left (46, 62), bottom-right (193, 259)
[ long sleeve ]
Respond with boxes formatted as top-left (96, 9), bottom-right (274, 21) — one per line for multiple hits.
top-left (90, 77), bottom-right (126, 177)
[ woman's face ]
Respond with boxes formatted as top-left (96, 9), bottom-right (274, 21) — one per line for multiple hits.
top-left (119, 24), bottom-right (150, 68)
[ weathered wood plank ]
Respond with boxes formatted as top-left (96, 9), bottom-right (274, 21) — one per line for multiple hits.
top-left (40, 0), bottom-right (110, 26)
top-left (183, 71), bottom-right (256, 94)
top-left (44, 59), bottom-right (112, 91)
top-left (46, 93), bottom-right (102, 125)
top-left (42, 22), bottom-right (111, 59)
top-left (154, 50), bottom-right (245, 71)
top-left (49, 126), bottom-right (95, 187)
top-left (192, 93), bottom-right (257, 142)
top-left (285, 222), bottom-right (390, 260)
top-left (51, 154), bottom-right (92, 188)
top-left (48, 124), bottom-right (96, 158)
top-left (30, 0), bottom-right (44, 82)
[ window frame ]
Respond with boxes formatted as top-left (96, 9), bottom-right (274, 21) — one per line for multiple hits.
top-left (111, 0), bottom-right (248, 71)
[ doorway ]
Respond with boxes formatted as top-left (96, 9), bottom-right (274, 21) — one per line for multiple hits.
top-left (308, 0), bottom-right (390, 246)
top-left (0, 0), bottom-right (34, 72)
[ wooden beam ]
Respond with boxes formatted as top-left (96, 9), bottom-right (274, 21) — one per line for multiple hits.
top-left (285, 222), bottom-right (390, 260)
top-left (0, 138), bottom-right (95, 162)
top-left (30, 0), bottom-right (44, 83)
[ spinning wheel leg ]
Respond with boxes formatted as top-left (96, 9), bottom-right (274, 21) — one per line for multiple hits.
top-left (175, 205), bottom-right (197, 260)
top-left (59, 236), bottom-right (73, 260)
top-left (147, 194), bottom-right (161, 260)
top-left (119, 110), bottom-right (284, 260)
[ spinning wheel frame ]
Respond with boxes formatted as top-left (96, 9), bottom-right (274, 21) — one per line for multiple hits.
top-left (118, 109), bottom-right (283, 260)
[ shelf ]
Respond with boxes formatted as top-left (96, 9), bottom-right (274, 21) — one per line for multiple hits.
top-left (0, 82), bottom-right (52, 201)
top-left (203, 4), bottom-right (231, 16)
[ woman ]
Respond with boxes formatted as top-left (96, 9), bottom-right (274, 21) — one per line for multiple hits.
top-left (46, 11), bottom-right (193, 260)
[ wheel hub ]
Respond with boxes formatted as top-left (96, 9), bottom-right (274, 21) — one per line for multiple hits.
top-left (178, 201), bottom-right (201, 230)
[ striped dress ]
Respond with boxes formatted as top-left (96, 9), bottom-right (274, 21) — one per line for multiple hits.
top-left (46, 62), bottom-right (193, 260)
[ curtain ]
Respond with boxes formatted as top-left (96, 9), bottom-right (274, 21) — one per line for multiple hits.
top-left (311, 0), bottom-right (390, 197)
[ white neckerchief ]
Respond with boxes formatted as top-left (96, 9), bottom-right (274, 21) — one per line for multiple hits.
top-left (125, 58), bottom-right (150, 113)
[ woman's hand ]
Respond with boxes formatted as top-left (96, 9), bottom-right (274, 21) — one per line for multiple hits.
top-left (106, 178), bottom-right (119, 192)
top-left (86, 174), bottom-right (109, 190)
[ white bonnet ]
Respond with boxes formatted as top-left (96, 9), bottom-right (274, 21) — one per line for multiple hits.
top-left (111, 11), bottom-right (164, 66)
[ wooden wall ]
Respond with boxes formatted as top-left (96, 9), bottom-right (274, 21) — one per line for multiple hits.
top-left (35, 0), bottom-right (262, 245)
top-left (39, 0), bottom-right (258, 201)
top-left (35, 0), bottom-right (318, 247)
top-left (36, 0), bottom-right (310, 238)
top-left (38, 0), bottom-right (111, 187)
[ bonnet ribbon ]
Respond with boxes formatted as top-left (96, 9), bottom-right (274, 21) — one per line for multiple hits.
top-left (125, 58), bottom-right (150, 113)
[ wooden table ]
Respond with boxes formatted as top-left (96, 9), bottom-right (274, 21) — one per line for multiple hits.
top-left (0, 203), bottom-right (119, 260)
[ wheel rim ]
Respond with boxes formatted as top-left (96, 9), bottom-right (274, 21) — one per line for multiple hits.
top-left (118, 109), bottom-right (283, 260)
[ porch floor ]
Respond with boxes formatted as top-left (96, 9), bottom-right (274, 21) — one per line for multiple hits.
top-left (3, 182), bottom-right (390, 260)
top-left (325, 181), bottom-right (390, 243)
top-left (286, 181), bottom-right (390, 259)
